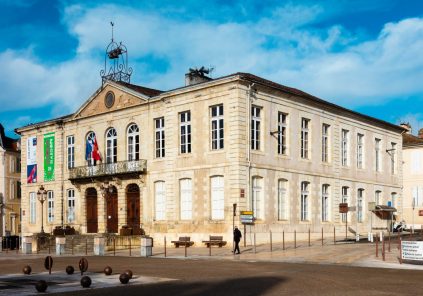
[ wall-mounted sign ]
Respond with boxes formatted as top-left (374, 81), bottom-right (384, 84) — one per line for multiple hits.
top-left (26, 136), bottom-right (37, 183)
top-left (240, 211), bottom-right (254, 224)
top-left (419, 210), bottom-right (423, 216)
top-left (43, 132), bottom-right (55, 182)
top-left (339, 203), bottom-right (348, 213)
top-left (402, 241), bottom-right (423, 261)
top-left (240, 189), bottom-right (245, 198)
top-left (368, 202), bottom-right (376, 211)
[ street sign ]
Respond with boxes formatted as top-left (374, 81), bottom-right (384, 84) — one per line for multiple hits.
top-left (240, 211), bottom-right (254, 224)
top-left (419, 210), bottom-right (423, 216)
top-left (348, 206), bottom-right (356, 212)
top-left (402, 241), bottom-right (423, 261)
top-left (339, 203), bottom-right (348, 213)
top-left (368, 202), bottom-right (376, 211)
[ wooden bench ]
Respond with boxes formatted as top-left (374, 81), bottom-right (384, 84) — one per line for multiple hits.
top-left (202, 236), bottom-right (227, 248)
top-left (171, 236), bottom-right (194, 248)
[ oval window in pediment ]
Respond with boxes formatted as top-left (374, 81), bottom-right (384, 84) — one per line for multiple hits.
top-left (105, 91), bottom-right (115, 108)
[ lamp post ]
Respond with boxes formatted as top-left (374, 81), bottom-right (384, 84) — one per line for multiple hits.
top-left (37, 185), bottom-right (47, 234)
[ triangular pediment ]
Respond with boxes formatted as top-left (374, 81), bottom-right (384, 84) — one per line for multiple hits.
top-left (73, 81), bottom-right (152, 119)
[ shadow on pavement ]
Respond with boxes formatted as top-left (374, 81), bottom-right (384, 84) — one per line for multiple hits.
top-left (55, 276), bottom-right (285, 296)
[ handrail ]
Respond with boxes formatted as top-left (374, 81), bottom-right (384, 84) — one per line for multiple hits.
top-left (69, 159), bottom-right (147, 179)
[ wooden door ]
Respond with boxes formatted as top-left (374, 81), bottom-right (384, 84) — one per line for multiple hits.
top-left (86, 188), bottom-right (98, 233)
top-left (107, 187), bottom-right (118, 233)
top-left (126, 184), bottom-right (140, 228)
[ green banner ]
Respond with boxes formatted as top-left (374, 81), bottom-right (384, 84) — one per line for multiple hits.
top-left (44, 132), bottom-right (55, 181)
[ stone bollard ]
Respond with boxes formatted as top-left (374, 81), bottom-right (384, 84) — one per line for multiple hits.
top-left (56, 237), bottom-right (66, 255)
top-left (140, 237), bottom-right (153, 257)
top-left (94, 237), bottom-right (105, 256)
top-left (22, 236), bottom-right (33, 254)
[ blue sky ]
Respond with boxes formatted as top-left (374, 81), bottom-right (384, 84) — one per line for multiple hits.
top-left (1, 0), bottom-right (423, 137)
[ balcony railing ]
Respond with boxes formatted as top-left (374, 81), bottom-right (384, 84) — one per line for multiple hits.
top-left (69, 159), bottom-right (147, 180)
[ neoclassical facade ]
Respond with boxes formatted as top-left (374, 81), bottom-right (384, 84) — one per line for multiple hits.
top-left (0, 124), bottom-right (21, 236)
top-left (16, 72), bottom-right (404, 242)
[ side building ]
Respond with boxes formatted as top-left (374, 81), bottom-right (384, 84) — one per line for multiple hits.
top-left (0, 124), bottom-right (21, 236)
top-left (402, 125), bottom-right (423, 230)
top-left (16, 72), bottom-right (404, 243)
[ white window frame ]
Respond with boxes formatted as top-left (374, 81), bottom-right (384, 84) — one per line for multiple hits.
top-left (67, 189), bottom-right (75, 223)
top-left (278, 179), bottom-right (288, 220)
top-left (357, 189), bottom-right (364, 223)
top-left (341, 186), bottom-right (348, 222)
top-left (127, 124), bottom-right (140, 161)
top-left (322, 124), bottom-right (329, 162)
top-left (322, 184), bottom-right (329, 222)
top-left (251, 106), bottom-right (261, 150)
top-left (278, 113), bottom-right (287, 155)
top-left (155, 181), bottom-right (166, 220)
top-left (375, 138), bottom-right (381, 172)
top-left (180, 179), bottom-right (192, 220)
top-left (211, 105), bottom-right (224, 150)
top-left (47, 190), bottom-right (54, 223)
top-left (211, 176), bottom-right (224, 220)
top-left (30, 192), bottom-right (36, 224)
top-left (301, 181), bottom-right (309, 221)
top-left (341, 129), bottom-right (349, 166)
top-left (106, 128), bottom-right (117, 163)
top-left (301, 118), bottom-right (309, 159)
top-left (180, 111), bottom-right (191, 154)
top-left (391, 192), bottom-right (397, 208)
top-left (375, 190), bottom-right (381, 205)
top-left (155, 117), bottom-right (165, 158)
top-left (390, 142), bottom-right (397, 175)
top-left (357, 134), bottom-right (364, 169)
top-left (252, 177), bottom-right (263, 219)
top-left (67, 135), bottom-right (75, 169)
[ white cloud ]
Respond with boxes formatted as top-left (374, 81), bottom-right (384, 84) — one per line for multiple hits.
top-left (0, 2), bottom-right (422, 117)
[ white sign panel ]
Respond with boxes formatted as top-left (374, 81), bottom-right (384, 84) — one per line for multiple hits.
top-left (402, 241), bottom-right (423, 261)
top-left (27, 136), bottom-right (37, 165)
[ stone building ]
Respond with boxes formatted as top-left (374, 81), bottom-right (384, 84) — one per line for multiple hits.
top-left (0, 124), bottom-right (21, 236)
top-left (15, 69), bottom-right (405, 243)
top-left (402, 125), bottom-right (423, 230)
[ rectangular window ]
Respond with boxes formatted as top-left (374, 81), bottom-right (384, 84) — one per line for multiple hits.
top-left (341, 129), bottom-right (349, 166)
top-left (47, 191), bottom-right (54, 223)
top-left (251, 106), bottom-right (261, 150)
top-left (375, 138), bottom-right (381, 172)
top-left (375, 190), bottom-right (381, 205)
top-left (180, 179), bottom-right (192, 220)
top-left (10, 181), bottom-right (15, 199)
top-left (155, 117), bottom-right (165, 158)
top-left (155, 181), bottom-right (166, 220)
top-left (16, 157), bottom-right (21, 173)
top-left (30, 192), bottom-right (36, 224)
top-left (252, 177), bottom-right (263, 219)
top-left (357, 134), bottom-right (364, 169)
top-left (67, 189), bottom-right (75, 223)
top-left (357, 189), bottom-right (364, 223)
top-left (278, 113), bottom-right (287, 155)
top-left (67, 135), bottom-right (75, 169)
top-left (322, 124), bottom-right (329, 162)
top-left (301, 182), bottom-right (309, 221)
top-left (211, 176), bottom-right (224, 220)
top-left (341, 186), bottom-right (348, 222)
top-left (391, 142), bottom-right (397, 175)
top-left (278, 179), bottom-right (288, 220)
top-left (211, 105), bottom-right (224, 150)
top-left (322, 184), bottom-right (329, 222)
top-left (301, 118), bottom-right (309, 159)
top-left (180, 111), bottom-right (191, 154)
top-left (17, 181), bottom-right (21, 199)
top-left (391, 192), bottom-right (397, 208)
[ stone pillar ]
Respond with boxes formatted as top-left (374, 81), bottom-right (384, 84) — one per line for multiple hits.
top-left (56, 237), bottom-right (65, 255)
top-left (98, 190), bottom-right (106, 233)
top-left (118, 185), bottom-right (127, 231)
top-left (93, 236), bottom-right (105, 255)
top-left (22, 236), bottom-right (32, 254)
top-left (140, 236), bottom-right (153, 257)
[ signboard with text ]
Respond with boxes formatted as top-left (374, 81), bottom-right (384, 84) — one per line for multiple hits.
top-left (43, 132), bottom-right (55, 182)
top-left (240, 211), bottom-right (254, 224)
top-left (402, 241), bottom-right (423, 261)
top-left (26, 136), bottom-right (37, 183)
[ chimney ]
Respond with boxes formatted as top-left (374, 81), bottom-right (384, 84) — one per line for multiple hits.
top-left (400, 122), bottom-right (412, 134)
top-left (185, 67), bottom-right (212, 86)
top-left (419, 128), bottom-right (423, 139)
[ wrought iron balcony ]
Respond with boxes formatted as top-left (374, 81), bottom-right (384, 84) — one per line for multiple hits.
top-left (69, 160), bottom-right (147, 181)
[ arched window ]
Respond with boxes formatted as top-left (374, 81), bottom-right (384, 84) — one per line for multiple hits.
top-left (155, 181), bottom-right (166, 220)
top-left (375, 190), bottom-right (382, 205)
top-left (301, 181), bottom-right (309, 221)
top-left (67, 189), bottom-right (75, 223)
top-left (278, 179), bottom-right (288, 220)
top-left (180, 179), bottom-right (192, 220)
top-left (357, 189), bottom-right (364, 223)
top-left (252, 177), bottom-right (263, 219)
top-left (322, 184), bottom-right (330, 222)
top-left (211, 176), bottom-right (224, 220)
top-left (341, 186), bottom-right (349, 222)
top-left (127, 124), bottom-right (139, 161)
top-left (106, 128), bottom-right (117, 163)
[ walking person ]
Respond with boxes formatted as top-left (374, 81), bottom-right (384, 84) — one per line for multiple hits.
top-left (233, 226), bottom-right (242, 254)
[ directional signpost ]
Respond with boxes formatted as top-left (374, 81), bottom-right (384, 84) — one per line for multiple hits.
top-left (240, 211), bottom-right (254, 247)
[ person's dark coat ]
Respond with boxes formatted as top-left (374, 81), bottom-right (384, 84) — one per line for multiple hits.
top-left (234, 228), bottom-right (242, 242)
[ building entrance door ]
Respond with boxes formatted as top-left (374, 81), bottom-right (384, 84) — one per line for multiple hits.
top-left (106, 186), bottom-right (118, 233)
top-left (86, 188), bottom-right (98, 233)
top-left (126, 184), bottom-right (140, 229)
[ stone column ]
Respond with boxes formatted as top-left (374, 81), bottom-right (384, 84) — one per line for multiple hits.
top-left (118, 185), bottom-right (126, 232)
top-left (97, 188), bottom-right (106, 234)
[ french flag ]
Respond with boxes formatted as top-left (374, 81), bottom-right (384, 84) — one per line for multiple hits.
top-left (86, 134), bottom-right (101, 162)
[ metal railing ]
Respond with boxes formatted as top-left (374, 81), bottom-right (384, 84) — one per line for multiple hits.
top-left (69, 159), bottom-right (147, 180)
